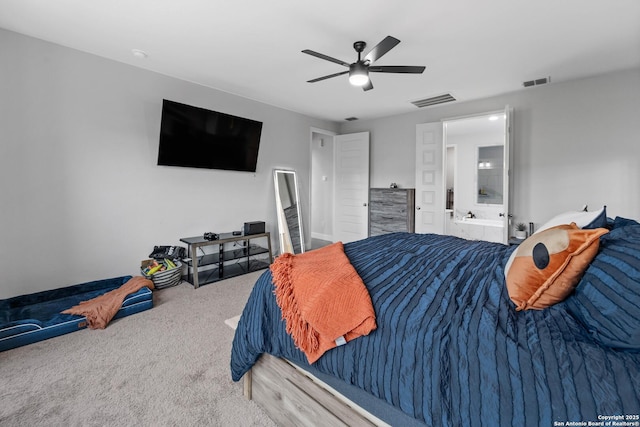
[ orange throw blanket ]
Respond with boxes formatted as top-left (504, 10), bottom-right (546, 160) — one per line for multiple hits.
top-left (62, 276), bottom-right (154, 329)
top-left (271, 242), bottom-right (376, 364)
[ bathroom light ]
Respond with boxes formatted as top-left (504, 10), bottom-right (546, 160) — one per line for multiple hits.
top-left (349, 62), bottom-right (369, 86)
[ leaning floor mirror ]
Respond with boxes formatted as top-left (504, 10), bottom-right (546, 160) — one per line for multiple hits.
top-left (273, 169), bottom-right (304, 254)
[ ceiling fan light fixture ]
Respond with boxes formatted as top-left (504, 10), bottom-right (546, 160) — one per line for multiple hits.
top-left (131, 49), bottom-right (148, 59)
top-left (349, 73), bottom-right (369, 86)
top-left (303, 36), bottom-right (424, 91)
top-left (349, 63), bottom-right (369, 86)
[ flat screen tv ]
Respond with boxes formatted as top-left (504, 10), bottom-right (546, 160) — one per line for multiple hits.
top-left (157, 99), bottom-right (263, 172)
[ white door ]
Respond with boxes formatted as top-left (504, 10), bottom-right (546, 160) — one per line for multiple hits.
top-left (334, 132), bottom-right (370, 243)
top-left (501, 106), bottom-right (512, 243)
top-left (415, 123), bottom-right (444, 234)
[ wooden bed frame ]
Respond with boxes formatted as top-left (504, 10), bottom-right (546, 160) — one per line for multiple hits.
top-left (243, 353), bottom-right (388, 427)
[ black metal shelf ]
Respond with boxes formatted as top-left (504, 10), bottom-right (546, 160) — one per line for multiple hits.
top-left (184, 244), bottom-right (270, 268)
top-left (180, 232), bottom-right (272, 288)
top-left (186, 259), bottom-right (270, 286)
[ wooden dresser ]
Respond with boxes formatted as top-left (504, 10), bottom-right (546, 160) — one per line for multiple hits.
top-left (369, 188), bottom-right (415, 236)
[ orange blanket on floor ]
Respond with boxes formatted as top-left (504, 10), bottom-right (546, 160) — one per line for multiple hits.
top-left (271, 242), bottom-right (376, 364)
top-left (62, 276), bottom-right (154, 329)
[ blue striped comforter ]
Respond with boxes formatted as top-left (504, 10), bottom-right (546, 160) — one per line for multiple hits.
top-left (231, 230), bottom-right (640, 425)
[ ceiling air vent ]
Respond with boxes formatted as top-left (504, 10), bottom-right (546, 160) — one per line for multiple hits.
top-left (523, 76), bottom-right (551, 87)
top-left (411, 93), bottom-right (456, 108)
top-left (344, 117), bottom-right (359, 121)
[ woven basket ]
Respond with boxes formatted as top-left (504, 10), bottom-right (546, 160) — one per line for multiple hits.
top-left (142, 261), bottom-right (182, 289)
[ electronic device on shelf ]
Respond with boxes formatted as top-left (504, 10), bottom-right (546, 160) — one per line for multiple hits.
top-left (203, 232), bottom-right (219, 241)
top-left (244, 221), bottom-right (265, 235)
top-left (232, 231), bottom-right (242, 236)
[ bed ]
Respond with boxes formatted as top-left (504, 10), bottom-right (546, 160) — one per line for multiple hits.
top-left (231, 215), bottom-right (640, 426)
top-left (0, 275), bottom-right (153, 352)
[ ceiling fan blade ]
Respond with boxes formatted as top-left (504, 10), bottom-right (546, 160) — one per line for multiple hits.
top-left (363, 36), bottom-right (400, 63)
top-left (307, 70), bottom-right (349, 83)
top-left (362, 80), bottom-right (374, 91)
top-left (369, 65), bottom-right (426, 74)
top-left (302, 49), bottom-right (350, 67)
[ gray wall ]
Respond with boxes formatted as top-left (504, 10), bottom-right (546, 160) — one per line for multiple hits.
top-left (2, 27), bottom-right (638, 299)
top-left (0, 29), bottom-right (338, 298)
top-left (340, 68), bottom-right (640, 228)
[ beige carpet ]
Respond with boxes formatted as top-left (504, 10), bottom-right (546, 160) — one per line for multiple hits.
top-left (0, 271), bottom-right (277, 427)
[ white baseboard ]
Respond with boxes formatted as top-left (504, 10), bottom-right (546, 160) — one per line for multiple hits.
top-left (311, 232), bottom-right (333, 241)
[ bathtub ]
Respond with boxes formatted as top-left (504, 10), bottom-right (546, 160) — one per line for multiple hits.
top-left (455, 217), bottom-right (504, 227)
top-left (450, 217), bottom-right (505, 243)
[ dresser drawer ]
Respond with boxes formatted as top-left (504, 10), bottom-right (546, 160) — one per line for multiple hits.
top-left (370, 189), bottom-right (407, 204)
top-left (370, 220), bottom-right (408, 235)
top-left (368, 188), bottom-right (415, 236)
top-left (370, 211), bottom-right (406, 224)
top-left (369, 204), bottom-right (408, 216)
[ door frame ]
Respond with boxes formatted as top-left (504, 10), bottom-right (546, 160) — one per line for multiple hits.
top-left (440, 106), bottom-right (512, 243)
top-left (309, 127), bottom-right (337, 243)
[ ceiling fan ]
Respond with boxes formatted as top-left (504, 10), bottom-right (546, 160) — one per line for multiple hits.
top-left (302, 36), bottom-right (425, 91)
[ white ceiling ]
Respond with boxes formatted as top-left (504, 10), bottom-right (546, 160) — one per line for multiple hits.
top-left (1, 0), bottom-right (639, 122)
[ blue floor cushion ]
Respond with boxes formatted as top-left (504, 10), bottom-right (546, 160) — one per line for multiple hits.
top-left (0, 276), bottom-right (153, 352)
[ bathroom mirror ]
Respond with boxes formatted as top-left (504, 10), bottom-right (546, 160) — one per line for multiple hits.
top-left (274, 169), bottom-right (304, 254)
top-left (476, 145), bottom-right (504, 205)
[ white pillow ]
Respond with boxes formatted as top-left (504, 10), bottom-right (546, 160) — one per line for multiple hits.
top-left (535, 206), bottom-right (606, 234)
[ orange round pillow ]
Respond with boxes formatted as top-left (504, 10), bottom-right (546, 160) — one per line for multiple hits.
top-left (505, 223), bottom-right (608, 311)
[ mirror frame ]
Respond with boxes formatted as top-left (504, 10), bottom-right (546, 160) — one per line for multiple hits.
top-left (476, 144), bottom-right (505, 206)
top-left (273, 169), bottom-right (305, 254)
